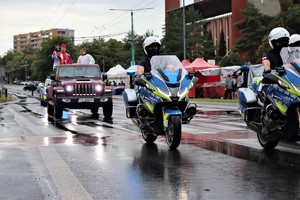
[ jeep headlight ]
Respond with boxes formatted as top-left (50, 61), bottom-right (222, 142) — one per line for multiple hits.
top-left (65, 85), bottom-right (73, 92)
top-left (95, 84), bottom-right (103, 92)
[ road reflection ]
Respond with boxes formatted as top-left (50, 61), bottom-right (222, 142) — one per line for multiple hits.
top-left (183, 132), bottom-right (300, 168)
top-left (132, 144), bottom-right (191, 199)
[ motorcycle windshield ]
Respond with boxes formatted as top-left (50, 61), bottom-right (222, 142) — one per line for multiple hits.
top-left (149, 55), bottom-right (188, 90)
top-left (281, 47), bottom-right (300, 87)
top-left (281, 47), bottom-right (300, 64)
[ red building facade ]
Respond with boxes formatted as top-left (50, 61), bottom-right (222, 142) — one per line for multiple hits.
top-left (165, 0), bottom-right (247, 55)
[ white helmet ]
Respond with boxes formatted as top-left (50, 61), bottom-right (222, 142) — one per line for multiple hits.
top-left (143, 36), bottom-right (161, 56)
top-left (289, 34), bottom-right (300, 47)
top-left (268, 27), bottom-right (290, 49)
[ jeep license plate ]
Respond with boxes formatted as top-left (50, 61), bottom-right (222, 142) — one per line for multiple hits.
top-left (78, 98), bottom-right (94, 103)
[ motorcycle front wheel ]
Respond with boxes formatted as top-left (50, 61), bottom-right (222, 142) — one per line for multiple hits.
top-left (166, 115), bottom-right (182, 149)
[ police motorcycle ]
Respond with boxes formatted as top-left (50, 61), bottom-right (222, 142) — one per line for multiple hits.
top-left (238, 47), bottom-right (300, 149)
top-left (123, 55), bottom-right (198, 149)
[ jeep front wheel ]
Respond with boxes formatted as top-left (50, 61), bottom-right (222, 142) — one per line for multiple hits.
top-left (103, 99), bottom-right (113, 119)
top-left (91, 108), bottom-right (99, 115)
top-left (47, 103), bottom-right (54, 116)
top-left (54, 103), bottom-right (63, 119)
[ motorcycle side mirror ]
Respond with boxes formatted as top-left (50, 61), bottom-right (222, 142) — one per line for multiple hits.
top-left (135, 78), bottom-right (147, 87)
top-left (188, 71), bottom-right (195, 80)
top-left (144, 72), bottom-right (152, 80)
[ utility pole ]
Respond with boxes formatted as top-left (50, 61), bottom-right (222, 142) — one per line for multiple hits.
top-left (102, 56), bottom-right (105, 73)
top-left (110, 8), bottom-right (153, 66)
top-left (95, 55), bottom-right (105, 72)
top-left (183, 0), bottom-right (186, 60)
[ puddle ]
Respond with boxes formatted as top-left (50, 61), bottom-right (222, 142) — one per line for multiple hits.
top-left (0, 134), bottom-right (110, 147)
top-left (182, 132), bottom-right (300, 169)
top-left (197, 110), bottom-right (238, 115)
top-left (19, 105), bottom-right (44, 118)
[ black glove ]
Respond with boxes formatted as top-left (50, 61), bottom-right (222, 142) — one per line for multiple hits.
top-left (263, 69), bottom-right (271, 75)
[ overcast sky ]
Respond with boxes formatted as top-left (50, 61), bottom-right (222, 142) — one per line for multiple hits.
top-left (0, 0), bottom-right (194, 56)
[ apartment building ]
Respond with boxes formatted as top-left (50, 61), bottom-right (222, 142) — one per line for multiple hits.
top-left (13, 28), bottom-right (74, 53)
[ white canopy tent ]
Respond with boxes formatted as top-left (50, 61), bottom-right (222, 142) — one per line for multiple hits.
top-left (106, 64), bottom-right (127, 79)
top-left (106, 64), bottom-right (130, 88)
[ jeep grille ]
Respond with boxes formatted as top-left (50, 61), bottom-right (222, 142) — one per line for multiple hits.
top-left (73, 84), bottom-right (96, 96)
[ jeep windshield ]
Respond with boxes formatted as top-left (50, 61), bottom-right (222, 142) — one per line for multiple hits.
top-left (58, 65), bottom-right (100, 78)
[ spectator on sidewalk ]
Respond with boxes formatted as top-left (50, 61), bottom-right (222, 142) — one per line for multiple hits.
top-left (224, 74), bottom-right (233, 99)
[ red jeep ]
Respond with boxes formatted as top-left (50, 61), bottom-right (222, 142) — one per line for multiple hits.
top-left (46, 64), bottom-right (112, 119)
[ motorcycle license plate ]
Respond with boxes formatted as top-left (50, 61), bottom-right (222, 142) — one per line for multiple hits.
top-left (78, 98), bottom-right (94, 103)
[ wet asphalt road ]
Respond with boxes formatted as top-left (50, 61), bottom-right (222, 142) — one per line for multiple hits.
top-left (1, 85), bottom-right (300, 200)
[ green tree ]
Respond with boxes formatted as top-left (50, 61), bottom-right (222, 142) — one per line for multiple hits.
top-left (103, 38), bottom-right (128, 69)
top-left (122, 30), bottom-right (154, 67)
top-left (282, 5), bottom-right (300, 34)
top-left (218, 29), bottom-right (227, 57)
top-left (163, 10), bottom-right (183, 59)
top-left (203, 32), bottom-right (215, 60)
top-left (218, 52), bottom-right (245, 67)
top-left (234, 1), bottom-right (271, 62)
top-left (256, 35), bottom-right (269, 63)
top-left (186, 7), bottom-right (204, 60)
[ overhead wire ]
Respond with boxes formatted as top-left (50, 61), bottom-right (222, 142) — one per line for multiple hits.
top-left (54, 0), bottom-right (78, 27)
top-left (89, 0), bottom-right (156, 36)
top-left (42, 0), bottom-right (64, 29)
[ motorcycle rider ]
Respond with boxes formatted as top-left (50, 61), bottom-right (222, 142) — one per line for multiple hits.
top-left (262, 27), bottom-right (290, 73)
top-left (136, 36), bottom-right (161, 77)
top-left (136, 36), bottom-right (163, 134)
top-left (260, 27), bottom-right (290, 134)
top-left (289, 34), bottom-right (300, 47)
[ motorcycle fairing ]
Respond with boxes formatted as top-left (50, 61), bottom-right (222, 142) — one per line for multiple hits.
top-left (163, 109), bottom-right (182, 127)
top-left (161, 68), bottom-right (180, 84)
top-left (138, 85), bottom-right (163, 113)
top-left (142, 78), bottom-right (172, 102)
top-left (251, 77), bottom-right (263, 94)
top-left (237, 88), bottom-right (257, 115)
top-left (267, 81), bottom-right (300, 115)
top-left (149, 74), bottom-right (168, 91)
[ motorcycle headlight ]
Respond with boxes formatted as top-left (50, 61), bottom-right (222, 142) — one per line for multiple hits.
top-left (157, 87), bottom-right (171, 100)
top-left (95, 84), bottom-right (103, 92)
top-left (65, 85), bottom-right (73, 92)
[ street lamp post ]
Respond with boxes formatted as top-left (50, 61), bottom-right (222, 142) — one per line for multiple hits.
top-left (182, 0), bottom-right (186, 60)
top-left (110, 8), bottom-right (153, 66)
top-left (95, 55), bottom-right (105, 72)
top-left (24, 61), bottom-right (29, 81)
top-left (102, 56), bottom-right (105, 73)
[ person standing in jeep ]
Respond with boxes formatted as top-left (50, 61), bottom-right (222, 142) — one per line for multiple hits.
top-left (77, 48), bottom-right (95, 64)
top-left (52, 44), bottom-right (73, 69)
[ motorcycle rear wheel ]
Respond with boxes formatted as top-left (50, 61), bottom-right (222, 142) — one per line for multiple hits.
top-left (142, 129), bottom-right (157, 144)
top-left (257, 129), bottom-right (279, 150)
top-left (166, 115), bottom-right (182, 149)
